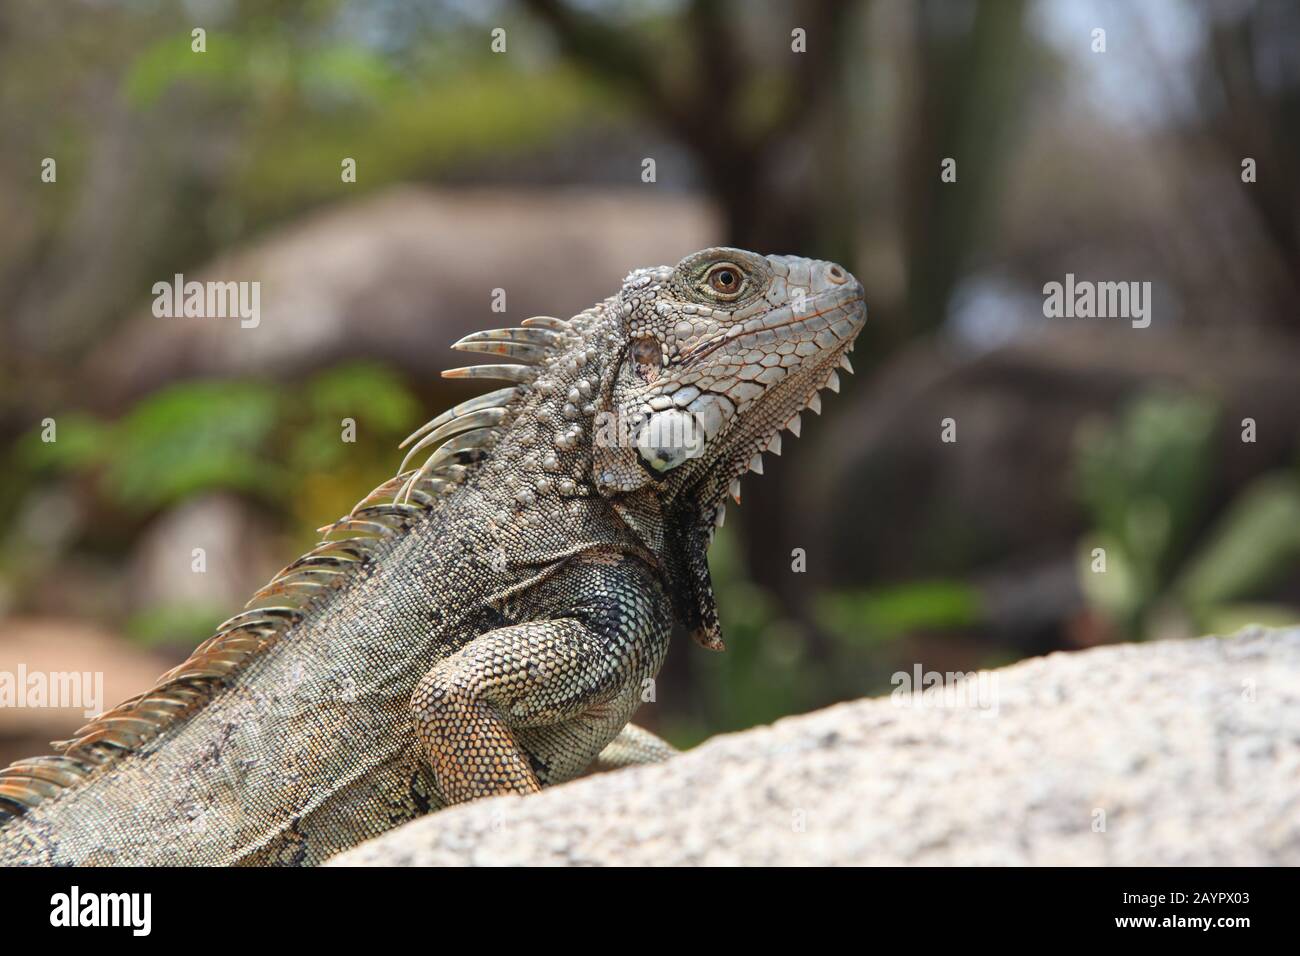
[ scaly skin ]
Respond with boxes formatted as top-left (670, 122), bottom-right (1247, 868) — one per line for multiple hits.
top-left (0, 247), bottom-right (864, 865)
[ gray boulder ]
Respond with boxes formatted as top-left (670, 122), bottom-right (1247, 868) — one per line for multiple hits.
top-left (328, 627), bottom-right (1300, 866)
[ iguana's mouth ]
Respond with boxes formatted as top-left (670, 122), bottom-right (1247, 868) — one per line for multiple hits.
top-left (679, 291), bottom-right (864, 367)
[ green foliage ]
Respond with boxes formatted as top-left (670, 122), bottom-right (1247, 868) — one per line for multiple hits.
top-left (123, 21), bottom-right (407, 109)
top-left (114, 382), bottom-right (282, 509)
top-left (1173, 474), bottom-right (1300, 622)
top-left (235, 62), bottom-right (619, 218)
top-left (16, 362), bottom-right (417, 516)
top-left (681, 529), bottom-right (820, 738)
top-left (290, 363), bottom-right (419, 472)
top-left (1075, 391), bottom-right (1216, 592)
top-left (20, 413), bottom-right (112, 471)
top-left (21, 381), bottom-right (280, 511)
top-left (125, 33), bottom-right (256, 107)
top-left (120, 25), bottom-right (623, 224)
top-left (663, 528), bottom-right (988, 747)
top-left (126, 602), bottom-right (232, 649)
top-left (1073, 391), bottom-right (1300, 637)
top-left (6, 361), bottom-right (421, 642)
top-left (816, 580), bottom-right (984, 645)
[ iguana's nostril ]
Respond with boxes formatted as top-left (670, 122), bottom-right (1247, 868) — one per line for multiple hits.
top-left (827, 264), bottom-right (847, 284)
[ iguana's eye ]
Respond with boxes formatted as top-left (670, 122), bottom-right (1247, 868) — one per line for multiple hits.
top-left (629, 335), bottom-right (662, 382)
top-left (705, 263), bottom-right (744, 297)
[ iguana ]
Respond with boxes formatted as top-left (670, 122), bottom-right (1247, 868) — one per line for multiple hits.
top-left (0, 247), bottom-right (864, 865)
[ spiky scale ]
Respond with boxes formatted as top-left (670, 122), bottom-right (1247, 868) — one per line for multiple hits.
top-left (453, 326), bottom-right (563, 350)
top-left (0, 784), bottom-right (42, 810)
top-left (441, 364), bottom-right (534, 384)
top-left (450, 337), bottom-right (548, 363)
top-left (400, 387), bottom-right (517, 450)
top-left (1, 759), bottom-right (86, 789)
top-left (396, 406), bottom-right (508, 475)
top-left (213, 606), bottom-right (304, 636)
top-left (399, 426), bottom-right (499, 503)
top-left (520, 315), bottom-right (572, 332)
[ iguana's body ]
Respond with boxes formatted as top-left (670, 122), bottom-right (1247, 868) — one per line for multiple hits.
top-left (0, 248), bottom-right (864, 865)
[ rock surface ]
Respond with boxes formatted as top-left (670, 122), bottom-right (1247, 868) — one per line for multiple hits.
top-left (328, 627), bottom-right (1300, 866)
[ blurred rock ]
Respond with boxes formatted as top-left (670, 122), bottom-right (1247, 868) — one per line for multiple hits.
top-left (86, 186), bottom-right (720, 406)
top-left (128, 492), bottom-right (279, 615)
top-left (328, 626), bottom-right (1299, 865)
top-left (0, 618), bottom-right (173, 767)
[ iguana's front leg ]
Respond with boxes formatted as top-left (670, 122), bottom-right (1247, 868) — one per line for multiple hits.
top-left (410, 555), bottom-right (671, 804)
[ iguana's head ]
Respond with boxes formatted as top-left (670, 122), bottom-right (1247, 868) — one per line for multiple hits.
top-left (593, 247), bottom-right (865, 517)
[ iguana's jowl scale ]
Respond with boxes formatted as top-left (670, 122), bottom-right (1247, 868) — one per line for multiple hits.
top-left (0, 248), bottom-right (864, 865)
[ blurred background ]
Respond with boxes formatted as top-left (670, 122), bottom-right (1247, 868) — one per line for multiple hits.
top-left (1, 0), bottom-right (1298, 761)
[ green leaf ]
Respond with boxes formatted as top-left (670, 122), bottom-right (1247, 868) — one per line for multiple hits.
top-left (103, 381), bottom-right (282, 510)
top-left (17, 413), bottom-right (112, 471)
top-left (816, 580), bottom-right (984, 644)
top-left (300, 45), bottom-right (402, 102)
top-left (306, 362), bottom-right (418, 431)
top-left (1073, 391), bottom-right (1218, 596)
top-left (123, 33), bottom-right (249, 107)
top-left (1174, 472), bottom-right (1300, 609)
top-left (126, 603), bottom-right (228, 647)
top-left (289, 363), bottom-right (419, 472)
